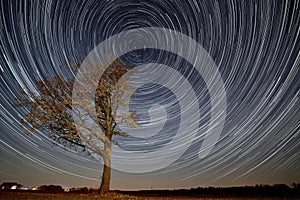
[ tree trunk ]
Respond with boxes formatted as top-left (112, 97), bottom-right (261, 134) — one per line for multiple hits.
top-left (99, 158), bottom-right (111, 194)
top-left (99, 135), bottom-right (112, 194)
top-left (100, 103), bottom-right (113, 194)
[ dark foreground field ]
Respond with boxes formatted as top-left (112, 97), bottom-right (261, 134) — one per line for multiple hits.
top-left (0, 191), bottom-right (298, 200)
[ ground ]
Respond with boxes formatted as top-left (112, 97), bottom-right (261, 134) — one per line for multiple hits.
top-left (0, 191), bottom-right (289, 200)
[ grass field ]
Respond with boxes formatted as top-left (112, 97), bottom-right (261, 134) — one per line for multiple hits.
top-left (0, 191), bottom-right (291, 200)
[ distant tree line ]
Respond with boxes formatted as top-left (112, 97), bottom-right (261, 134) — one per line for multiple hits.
top-left (68, 187), bottom-right (98, 194)
top-left (1, 182), bottom-right (299, 197)
top-left (33, 185), bottom-right (64, 193)
top-left (119, 183), bottom-right (300, 198)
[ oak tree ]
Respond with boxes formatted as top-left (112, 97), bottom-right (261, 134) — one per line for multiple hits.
top-left (15, 59), bottom-right (138, 193)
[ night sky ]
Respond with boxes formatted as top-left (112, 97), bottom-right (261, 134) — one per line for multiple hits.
top-left (0, 0), bottom-right (300, 190)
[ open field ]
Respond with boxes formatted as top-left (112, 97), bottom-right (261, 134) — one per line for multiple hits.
top-left (0, 191), bottom-right (296, 200)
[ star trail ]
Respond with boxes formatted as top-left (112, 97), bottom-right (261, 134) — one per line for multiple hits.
top-left (0, 0), bottom-right (300, 190)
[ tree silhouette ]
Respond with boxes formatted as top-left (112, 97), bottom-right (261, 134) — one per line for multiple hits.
top-left (15, 59), bottom-right (138, 193)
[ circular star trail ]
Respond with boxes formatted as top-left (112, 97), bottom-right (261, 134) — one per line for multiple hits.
top-left (0, 0), bottom-right (299, 189)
